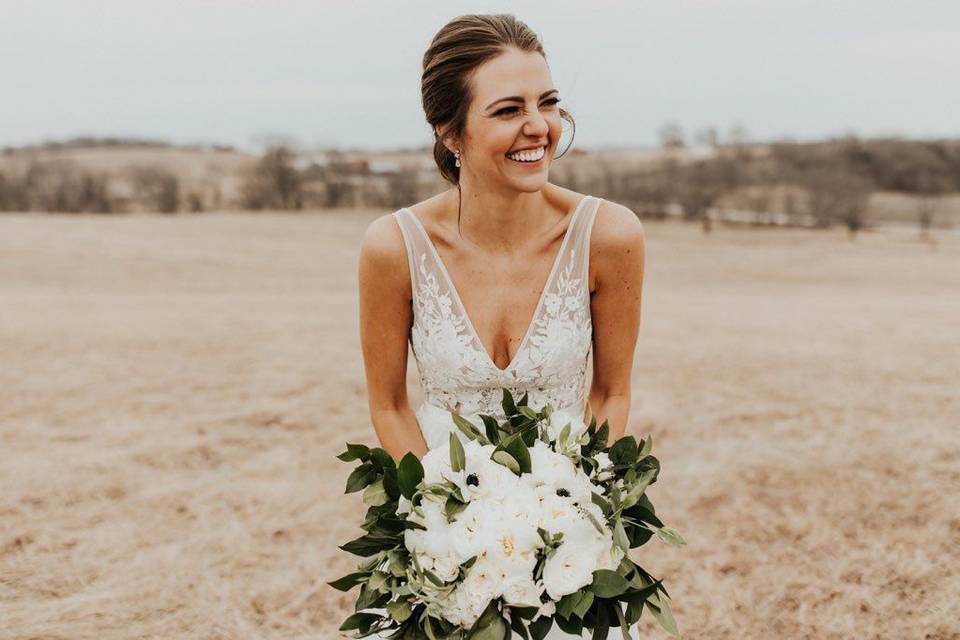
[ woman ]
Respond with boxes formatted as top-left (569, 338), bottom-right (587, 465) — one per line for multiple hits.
top-left (357, 14), bottom-right (646, 638)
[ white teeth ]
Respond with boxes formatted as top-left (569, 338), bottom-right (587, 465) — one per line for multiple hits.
top-left (507, 146), bottom-right (545, 162)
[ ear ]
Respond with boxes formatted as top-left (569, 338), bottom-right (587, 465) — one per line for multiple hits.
top-left (435, 126), bottom-right (460, 155)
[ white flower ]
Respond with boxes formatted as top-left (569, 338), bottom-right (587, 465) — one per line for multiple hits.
top-left (542, 539), bottom-right (597, 599)
top-left (545, 409), bottom-right (588, 444)
top-left (524, 439), bottom-right (579, 491)
top-left (443, 555), bottom-right (502, 626)
top-left (502, 575), bottom-right (543, 607)
top-left (592, 451), bottom-right (615, 481)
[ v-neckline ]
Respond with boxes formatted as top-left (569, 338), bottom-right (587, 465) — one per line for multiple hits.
top-left (402, 195), bottom-right (591, 374)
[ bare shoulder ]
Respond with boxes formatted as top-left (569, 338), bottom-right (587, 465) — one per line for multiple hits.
top-left (359, 211), bottom-right (410, 297)
top-left (589, 199), bottom-right (646, 291)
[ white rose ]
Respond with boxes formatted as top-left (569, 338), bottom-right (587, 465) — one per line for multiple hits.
top-left (542, 540), bottom-right (597, 599)
top-left (445, 555), bottom-right (502, 626)
top-left (431, 550), bottom-right (464, 582)
top-left (502, 576), bottom-right (543, 607)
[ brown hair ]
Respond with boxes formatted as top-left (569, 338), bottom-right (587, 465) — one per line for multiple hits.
top-left (421, 14), bottom-right (576, 190)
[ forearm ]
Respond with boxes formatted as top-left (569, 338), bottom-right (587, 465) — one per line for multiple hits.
top-left (370, 405), bottom-right (429, 461)
top-left (586, 391), bottom-right (631, 442)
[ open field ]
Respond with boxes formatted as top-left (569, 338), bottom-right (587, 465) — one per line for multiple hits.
top-left (1, 210), bottom-right (958, 639)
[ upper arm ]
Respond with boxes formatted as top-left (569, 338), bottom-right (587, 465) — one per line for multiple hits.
top-left (589, 201), bottom-right (646, 398)
top-left (358, 213), bottom-right (414, 411)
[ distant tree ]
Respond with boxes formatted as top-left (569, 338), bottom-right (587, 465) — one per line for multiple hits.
top-left (129, 165), bottom-right (180, 213)
top-left (241, 145), bottom-right (303, 210)
top-left (694, 125), bottom-right (720, 148)
top-left (658, 122), bottom-right (686, 149)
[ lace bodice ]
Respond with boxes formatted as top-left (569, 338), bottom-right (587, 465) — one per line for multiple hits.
top-left (392, 195), bottom-right (602, 450)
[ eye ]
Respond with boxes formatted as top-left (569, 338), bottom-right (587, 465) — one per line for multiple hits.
top-left (495, 98), bottom-right (562, 117)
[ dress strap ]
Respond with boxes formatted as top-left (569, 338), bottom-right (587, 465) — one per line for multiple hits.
top-left (567, 196), bottom-right (602, 283)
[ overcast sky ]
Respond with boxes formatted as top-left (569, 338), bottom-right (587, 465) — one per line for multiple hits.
top-left (1, 0), bottom-right (957, 152)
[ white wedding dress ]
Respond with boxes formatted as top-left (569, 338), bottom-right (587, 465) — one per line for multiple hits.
top-left (378, 194), bottom-right (640, 639)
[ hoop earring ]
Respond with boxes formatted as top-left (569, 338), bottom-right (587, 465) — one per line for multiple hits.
top-left (454, 149), bottom-right (461, 168)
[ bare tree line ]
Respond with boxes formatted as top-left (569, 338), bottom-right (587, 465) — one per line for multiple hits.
top-left (1, 133), bottom-right (958, 238)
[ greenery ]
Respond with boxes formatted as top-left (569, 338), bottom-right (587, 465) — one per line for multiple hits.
top-left (328, 389), bottom-right (686, 639)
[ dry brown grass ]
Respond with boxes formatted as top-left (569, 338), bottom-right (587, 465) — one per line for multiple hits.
top-left (1, 210), bottom-right (958, 639)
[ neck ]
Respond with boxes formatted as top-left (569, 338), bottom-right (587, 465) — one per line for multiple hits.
top-left (447, 180), bottom-right (556, 254)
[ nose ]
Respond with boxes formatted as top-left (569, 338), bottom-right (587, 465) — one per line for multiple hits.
top-left (523, 109), bottom-right (550, 137)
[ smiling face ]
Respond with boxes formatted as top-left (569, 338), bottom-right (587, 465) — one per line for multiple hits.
top-left (444, 47), bottom-right (563, 192)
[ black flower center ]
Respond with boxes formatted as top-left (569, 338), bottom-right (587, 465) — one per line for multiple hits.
top-left (556, 488), bottom-right (570, 497)
top-left (467, 473), bottom-right (479, 486)
top-left (540, 591), bottom-right (552, 603)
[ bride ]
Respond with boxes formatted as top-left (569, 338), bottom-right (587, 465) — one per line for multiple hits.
top-left (357, 14), bottom-right (646, 639)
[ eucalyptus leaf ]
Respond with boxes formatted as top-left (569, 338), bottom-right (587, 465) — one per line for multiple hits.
top-left (655, 526), bottom-right (687, 547)
top-left (449, 432), bottom-right (466, 472)
top-left (386, 599), bottom-right (413, 623)
top-left (492, 450), bottom-right (520, 474)
top-left (647, 591), bottom-right (681, 638)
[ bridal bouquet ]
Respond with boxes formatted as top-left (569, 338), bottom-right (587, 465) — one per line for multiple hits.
top-left (329, 390), bottom-right (685, 640)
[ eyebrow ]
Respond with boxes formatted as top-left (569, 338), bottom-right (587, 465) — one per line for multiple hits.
top-left (485, 89), bottom-right (559, 111)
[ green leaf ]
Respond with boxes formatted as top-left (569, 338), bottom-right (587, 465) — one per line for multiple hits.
top-left (519, 406), bottom-right (538, 420)
top-left (528, 615), bottom-right (553, 640)
top-left (572, 590), bottom-right (594, 618)
top-left (449, 432), bottom-right (466, 472)
top-left (370, 447), bottom-right (396, 470)
top-left (326, 570), bottom-right (369, 592)
top-left (612, 519), bottom-right (630, 553)
top-left (362, 478), bottom-right (389, 506)
top-left (647, 591), bottom-right (681, 638)
top-left (609, 436), bottom-right (639, 466)
top-left (501, 388), bottom-right (518, 416)
top-left (590, 569), bottom-right (630, 598)
top-left (492, 450), bottom-right (520, 474)
top-left (453, 413), bottom-right (490, 444)
top-left (397, 452), bottom-right (424, 500)
top-left (382, 466), bottom-right (401, 500)
top-left (470, 613), bottom-right (508, 640)
top-left (339, 533), bottom-right (401, 557)
top-left (481, 414), bottom-right (502, 445)
top-left (337, 442), bottom-right (371, 462)
top-left (338, 611), bottom-right (381, 632)
top-left (386, 599), bottom-right (413, 623)
top-left (655, 526), bottom-right (687, 547)
top-left (445, 497), bottom-right (467, 522)
top-left (345, 462), bottom-right (376, 493)
top-left (509, 609), bottom-right (531, 640)
top-left (592, 421), bottom-right (610, 449)
top-left (613, 601), bottom-right (632, 640)
top-left (496, 432), bottom-right (531, 474)
top-left (590, 602), bottom-right (609, 640)
top-left (556, 592), bottom-right (582, 620)
top-left (638, 433), bottom-right (652, 458)
top-left (557, 422), bottom-right (571, 447)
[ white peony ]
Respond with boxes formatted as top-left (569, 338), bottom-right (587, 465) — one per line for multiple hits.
top-left (524, 439), bottom-right (579, 491)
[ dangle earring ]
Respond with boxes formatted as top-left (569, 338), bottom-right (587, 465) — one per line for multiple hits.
top-left (454, 149), bottom-right (461, 168)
